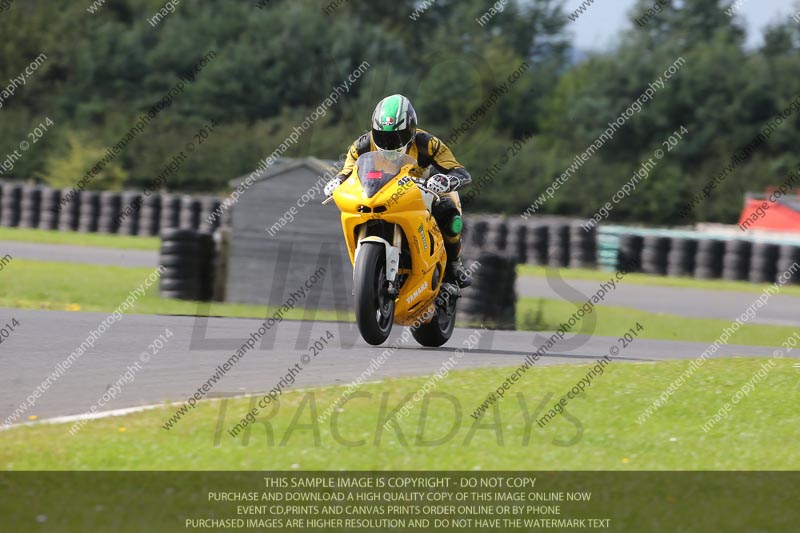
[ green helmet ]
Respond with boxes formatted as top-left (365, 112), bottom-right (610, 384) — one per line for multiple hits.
top-left (371, 94), bottom-right (417, 152)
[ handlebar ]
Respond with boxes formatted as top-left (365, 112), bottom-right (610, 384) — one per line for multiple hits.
top-left (413, 179), bottom-right (441, 202)
top-left (321, 180), bottom-right (441, 205)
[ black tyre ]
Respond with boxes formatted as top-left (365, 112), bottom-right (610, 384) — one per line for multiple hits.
top-left (160, 241), bottom-right (200, 255)
top-left (159, 278), bottom-right (201, 292)
top-left (354, 243), bottom-right (395, 345)
top-left (161, 227), bottom-right (202, 242)
top-left (412, 299), bottom-right (457, 348)
top-left (158, 254), bottom-right (195, 268)
top-left (158, 265), bottom-right (198, 279)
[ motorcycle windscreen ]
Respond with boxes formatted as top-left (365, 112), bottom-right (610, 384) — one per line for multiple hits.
top-left (356, 151), bottom-right (418, 198)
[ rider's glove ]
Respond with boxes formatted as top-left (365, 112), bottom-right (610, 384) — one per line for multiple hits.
top-left (426, 174), bottom-right (459, 194)
top-left (324, 176), bottom-right (344, 197)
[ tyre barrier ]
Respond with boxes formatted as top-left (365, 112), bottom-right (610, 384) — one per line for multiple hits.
top-left (18, 186), bottom-right (42, 229)
top-left (139, 194), bottom-right (162, 236)
top-left (199, 196), bottom-right (222, 233)
top-left (485, 219), bottom-right (509, 253)
top-left (547, 224), bottom-right (570, 268)
top-left (97, 191), bottom-right (121, 234)
top-left (0, 180), bottom-right (229, 235)
top-left (526, 224), bottom-right (549, 266)
top-left (666, 237), bottom-right (697, 278)
top-left (722, 240), bottom-right (752, 281)
top-left (459, 252), bottom-right (517, 330)
top-left (617, 234), bottom-right (644, 273)
top-left (641, 236), bottom-right (670, 276)
top-left (77, 191), bottom-right (100, 233)
top-left (38, 188), bottom-right (61, 230)
top-left (749, 242), bottom-right (779, 284)
top-left (508, 222), bottom-right (527, 264)
top-left (159, 193), bottom-right (182, 231)
top-left (0, 183), bottom-right (22, 227)
top-left (569, 223), bottom-right (596, 269)
top-left (179, 196), bottom-right (201, 229)
top-left (58, 188), bottom-right (80, 231)
top-left (694, 239), bottom-right (725, 280)
top-left (464, 218), bottom-right (489, 249)
top-left (158, 228), bottom-right (215, 301)
top-left (117, 191), bottom-right (142, 236)
top-left (776, 245), bottom-right (800, 284)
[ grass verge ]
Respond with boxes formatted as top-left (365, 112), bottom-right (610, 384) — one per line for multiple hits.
top-left (1, 358), bottom-right (795, 470)
top-left (0, 227), bottom-right (160, 251)
top-left (0, 259), bottom-right (342, 321)
top-left (517, 297), bottom-right (790, 347)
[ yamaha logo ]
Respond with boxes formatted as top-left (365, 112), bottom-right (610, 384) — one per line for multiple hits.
top-left (406, 281), bottom-right (428, 304)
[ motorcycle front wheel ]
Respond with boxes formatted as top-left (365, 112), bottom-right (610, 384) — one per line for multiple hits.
top-left (354, 242), bottom-right (395, 345)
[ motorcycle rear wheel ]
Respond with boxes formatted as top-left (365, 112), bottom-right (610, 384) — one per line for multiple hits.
top-left (354, 243), bottom-right (395, 346)
top-left (412, 298), bottom-right (457, 347)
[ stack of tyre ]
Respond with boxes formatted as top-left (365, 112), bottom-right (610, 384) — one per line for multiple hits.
top-left (0, 180), bottom-right (224, 236)
top-left (547, 223), bottom-right (570, 268)
top-left (58, 189), bottom-right (80, 231)
top-left (617, 234), bottom-right (644, 272)
top-left (459, 252), bottom-right (517, 330)
top-left (38, 188), bottom-right (61, 230)
top-left (97, 191), bottom-right (121, 234)
top-left (722, 240), bottom-right (751, 281)
top-left (641, 236), bottom-right (670, 275)
top-left (614, 232), bottom-right (800, 285)
top-left (139, 194), bottom-right (162, 236)
top-left (18, 186), bottom-right (42, 229)
top-left (158, 229), bottom-right (215, 301)
top-left (526, 224), bottom-right (549, 265)
top-left (777, 244), bottom-right (800, 283)
top-left (569, 222), bottom-right (597, 269)
top-left (0, 183), bottom-right (22, 227)
top-left (667, 237), bottom-right (697, 277)
top-left (462, 216), bottom-right (488, 250)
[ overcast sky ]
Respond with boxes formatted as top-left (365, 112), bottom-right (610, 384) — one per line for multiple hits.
top-left (562, 0), bottom-right (800, 50)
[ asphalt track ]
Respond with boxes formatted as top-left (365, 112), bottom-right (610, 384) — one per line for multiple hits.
top-left (0, 241), bottom-right (157, 268)
top-left (0, 308), bottom-right (786, 426)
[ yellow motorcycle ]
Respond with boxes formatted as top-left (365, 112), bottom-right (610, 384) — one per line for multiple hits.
top-left (325, 151), bottom-right (460, 346)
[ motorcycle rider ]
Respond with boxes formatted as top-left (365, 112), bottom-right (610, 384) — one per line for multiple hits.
top-left (324, 94), bottom-right (473, 287)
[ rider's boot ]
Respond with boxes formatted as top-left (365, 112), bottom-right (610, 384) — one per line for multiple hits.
top-left (445, 239), bottom-right (472, 288)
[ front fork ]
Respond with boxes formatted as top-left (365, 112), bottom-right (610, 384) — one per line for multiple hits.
top-left (353, 224), bottom-right (403, 297)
